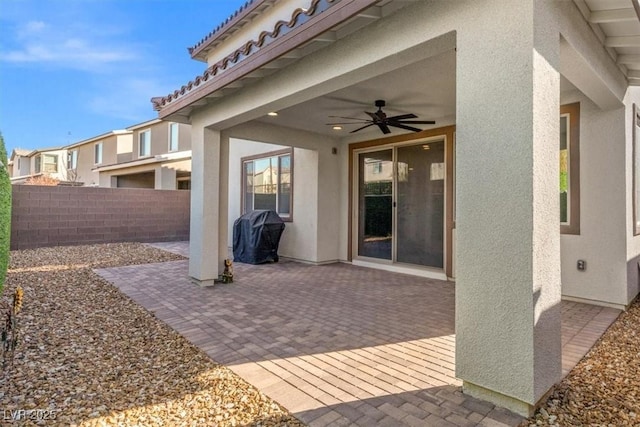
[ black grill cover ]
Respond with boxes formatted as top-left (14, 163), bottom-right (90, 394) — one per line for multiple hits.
top-left (233, 210), bottom-right (285, 264)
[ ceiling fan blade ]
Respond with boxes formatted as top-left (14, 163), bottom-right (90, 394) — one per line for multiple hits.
top-left (388, 113), bottom-right (417, 121)
top-left (328, 115), bottom-right (368, 121)
top-left (388, 122), bottom-right (423, 133)
top-left (350, 123), bottom-right (375, 133)
top-left (326, 122), bottom-right (371, 125)
top-left (378, 123), bottom-right (391, 134)
top-left (396, 120), bottom-right (436, 125)
top-left (365, 111), bottom-right (378, 121)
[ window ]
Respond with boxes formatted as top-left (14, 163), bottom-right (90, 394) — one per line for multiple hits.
top-left (634, 104), bottom-right (640, 235)
top-left (42, 154), bottom-right (58, 173)
top-left (95, 142), bottom-right (103, 164)
top-left (139, 130), bottom-right (151, 157)
top-left (168, 123), bottom-right (179, 152)
top-left (34, 156), bottom-right (41, 173)
top-left (68, 150), bottom-right (78, 169)
top-left (560, 103), bottom-right (580, 234)
top-left (242, 150), bottom-right (292, 219)
top-left (17, 158), bottom-right (20, 169)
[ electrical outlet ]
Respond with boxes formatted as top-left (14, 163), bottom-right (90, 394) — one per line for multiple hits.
top-left (577, 260), bottom-right (586, 271)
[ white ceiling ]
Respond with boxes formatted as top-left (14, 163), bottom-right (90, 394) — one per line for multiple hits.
top-left (256, 50), bottom-right (580, 139)
top-left (256, 50), bottom-right (457, 138)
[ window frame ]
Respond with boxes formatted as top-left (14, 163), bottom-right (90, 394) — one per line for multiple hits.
top-left (68, 150), bottom-right (78, 170)
top-left (168, 123), bottom-right (179, 152)
top-left (633, 104), bottom-right (640, 236)
top-left (34, 155), bottom-right (41, 174)
top-left (42, 154), bottom-right (58, 173)
top-left (94, 142), bottom-right (103, 165)
top-left (560, 102), bottom-right (580, 235)
top-left (240, 148), bottom-right (293, 221)
top-left (139, 129), bottom-right (151, 158)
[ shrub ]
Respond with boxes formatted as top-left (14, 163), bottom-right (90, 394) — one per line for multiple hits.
top-left (0, 133), bottom-right (11, 294)
top-left (25, 174), bottom-right (59, 186)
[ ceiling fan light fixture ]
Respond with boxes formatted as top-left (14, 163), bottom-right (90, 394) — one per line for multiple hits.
top-left (267, 111), bottom-right (279, 117)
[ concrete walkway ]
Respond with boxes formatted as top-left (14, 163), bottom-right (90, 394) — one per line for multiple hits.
top-left (96, 242), bottom-right (620, 426)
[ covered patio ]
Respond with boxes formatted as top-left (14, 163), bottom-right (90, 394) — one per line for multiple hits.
top-left (96, 242), bottom-right (619, 426)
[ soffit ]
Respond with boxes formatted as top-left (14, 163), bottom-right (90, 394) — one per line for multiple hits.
top-left (575, 0), bottom-right (640, 84)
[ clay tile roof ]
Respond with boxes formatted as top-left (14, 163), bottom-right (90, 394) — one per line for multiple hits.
top-left (188, 0), bottom-right (270, 59)
top-left (153, 0), bottom-right (339, 113)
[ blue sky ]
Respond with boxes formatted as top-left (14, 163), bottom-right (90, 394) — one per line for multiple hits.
top-left (0, 0), bottom-right (248, 155)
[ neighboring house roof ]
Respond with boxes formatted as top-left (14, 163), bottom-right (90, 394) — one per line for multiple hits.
top-left (93, 150), bottom-right (192, 172)
top-left (152, 0), bottom-right (380, 118)
top-left (65, 130), bottom-right (130, 150)
top-left (11, 148), bottom-right (31, 157)
top-left (189, 0), bottom-right (276, 61)
top-left (126, 118), bottom-right (163, 131)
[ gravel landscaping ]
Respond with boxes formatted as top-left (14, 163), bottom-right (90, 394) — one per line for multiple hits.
top-left (528, 297), bottom-right (640, 427)
top-left (0, 243), bottom-right (304, 426)
top-left (2, 242), bottom-right (639, 426)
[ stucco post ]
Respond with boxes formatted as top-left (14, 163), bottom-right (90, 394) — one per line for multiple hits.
top-left (455, 0), bottom-right (562, 416)
top-left (189, 124), bottom-right (228, 285)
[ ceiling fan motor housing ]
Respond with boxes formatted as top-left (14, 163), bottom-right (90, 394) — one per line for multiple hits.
top-left (375, 100), bottom-right (386, 108)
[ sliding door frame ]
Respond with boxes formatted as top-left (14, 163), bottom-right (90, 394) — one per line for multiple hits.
top-left (348, 125), bottom-right (456, 277)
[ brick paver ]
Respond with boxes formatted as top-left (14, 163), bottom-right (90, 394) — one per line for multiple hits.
top-left (95, 242), bottom-right (620, 426)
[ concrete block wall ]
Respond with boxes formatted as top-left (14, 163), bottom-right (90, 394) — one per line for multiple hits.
top-left (11, 185), bottom-right (190, 250)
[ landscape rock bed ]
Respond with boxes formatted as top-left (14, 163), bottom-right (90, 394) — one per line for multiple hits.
top-left (0, 243), bottom-right (304, 426)
top-left (528, 297), bottom-right (639, 427)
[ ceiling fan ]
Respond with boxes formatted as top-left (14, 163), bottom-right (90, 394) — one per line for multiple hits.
top-left (327, 100), bottom-right (435, 134)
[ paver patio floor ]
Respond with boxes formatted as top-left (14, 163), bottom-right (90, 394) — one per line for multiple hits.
top-left (96, 242), bottom-right (620, 426)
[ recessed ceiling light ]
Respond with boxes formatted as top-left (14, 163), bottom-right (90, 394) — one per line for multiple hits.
top-left (267, 112), bottom-right (278, 117)
top-left (332, 126), bottom-right (343, 130)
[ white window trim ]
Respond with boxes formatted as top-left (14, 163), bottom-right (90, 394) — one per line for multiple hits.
top-left (168, 123), bottom-right (179, 152)
top-left (139, 129), bottom-right (151, 158)
top-left (95, 142), bottom-right (103, 165)
top-left (241, 149), bottom-right (293, 221)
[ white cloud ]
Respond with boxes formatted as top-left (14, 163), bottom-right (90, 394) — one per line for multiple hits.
top-left (1, 20), bottom-right (137, 70)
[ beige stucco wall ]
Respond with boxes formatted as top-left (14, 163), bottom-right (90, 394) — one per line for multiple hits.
top-left (131, 121), bottom-right (192, 161)
top-left (228, 138), bottom-right (321, 262)
top-left (625, 86), bottom-right (640, 302)
top-left (227, 123), bottom-right (341, 264)
top-left (560, 90), bottom-right (628, 308)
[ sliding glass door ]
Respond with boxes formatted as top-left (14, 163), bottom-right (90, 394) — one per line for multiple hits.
top-left (358, 150), bottom-right (393, 260)
top-left (356, 140), bottom-right (445, 269)
top-left (396, 142), bottom-right (444, 268)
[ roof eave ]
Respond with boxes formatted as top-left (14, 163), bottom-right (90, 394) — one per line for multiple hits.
top-left (157, 0), bottom-right (380, 120)
top-left (189, 0), bottom-right (273, 62)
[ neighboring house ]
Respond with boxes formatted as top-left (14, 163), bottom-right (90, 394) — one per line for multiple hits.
top-left (9, 147), bottom-right (70, 184)
top-left (11, 119), bottom-right (192, 190)
top-left (8, 149), bottom-right (32, 181)
top-left (65, 130), bottom-right (133, 187)
top-left (152, 0), bottom-right (640, 417)
top-left (93, 119), bottom-right (192, 190)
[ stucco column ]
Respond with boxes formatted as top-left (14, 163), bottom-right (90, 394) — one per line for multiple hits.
top-left (154, 165), bottom-right (177, 190)
top-left (189, 124), bottom-right (229, 285)
top-left (455, 0), bottom-right (562, 416)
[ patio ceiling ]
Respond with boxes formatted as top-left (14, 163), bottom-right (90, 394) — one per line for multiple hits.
top-left (574, 0), bottom-right (640, 85)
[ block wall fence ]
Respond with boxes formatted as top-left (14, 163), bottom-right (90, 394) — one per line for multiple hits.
top-left (11, 185), bottom-right (190, 250)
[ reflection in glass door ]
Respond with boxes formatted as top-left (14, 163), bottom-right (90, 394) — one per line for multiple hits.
top-left (358, 150), bottom-right (393, 260)
top-left (396, 142), bottom-right (444, 268)
top-left (356, 141), bottom-right (445, 269)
